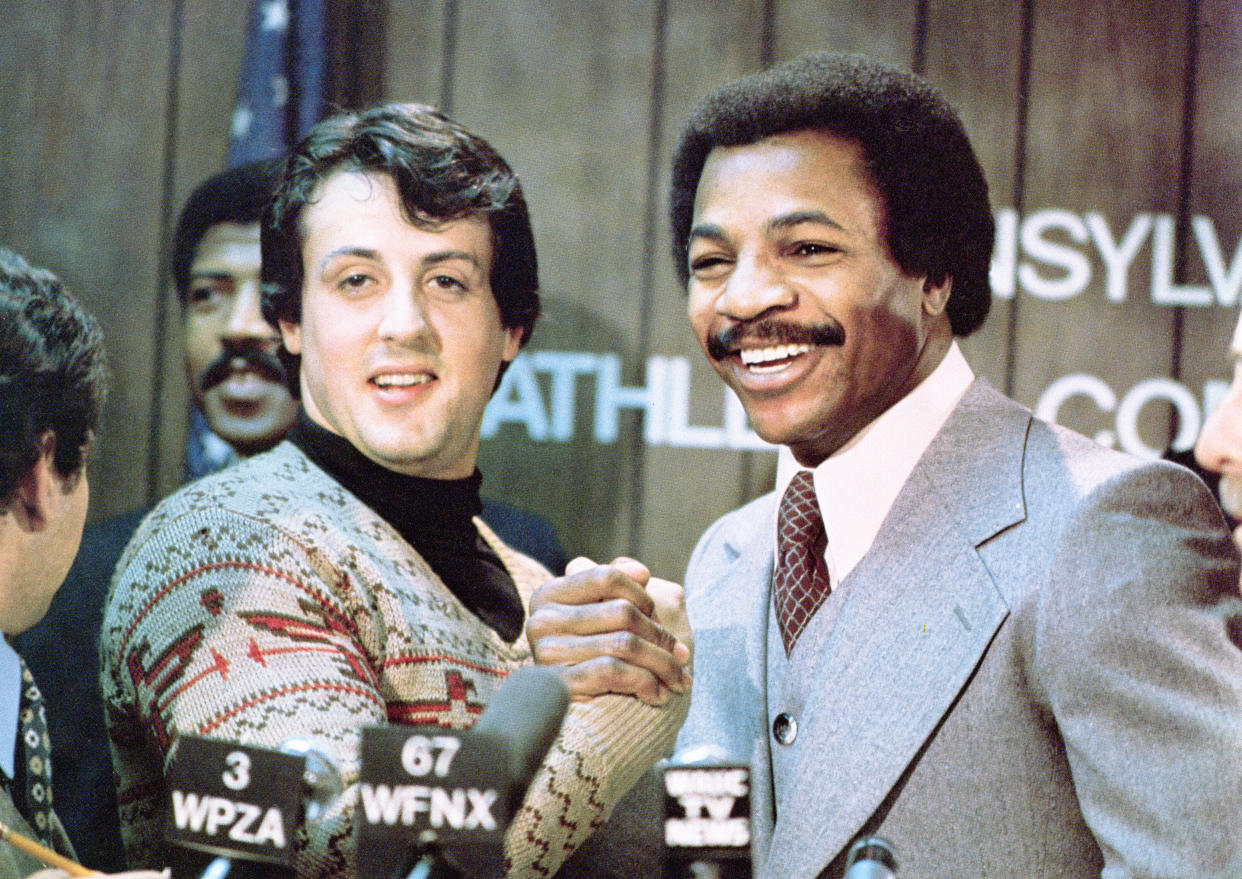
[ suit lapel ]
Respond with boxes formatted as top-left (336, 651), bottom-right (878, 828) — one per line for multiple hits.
top-left (679, 493), bottom-right (780, 860)
top-left (767, 381), bottom-right (1030, 879)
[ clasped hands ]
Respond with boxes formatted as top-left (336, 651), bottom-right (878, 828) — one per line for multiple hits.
top-left (526, 557), bottom-right (692, 706)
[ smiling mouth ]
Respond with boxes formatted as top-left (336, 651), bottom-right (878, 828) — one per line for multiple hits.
top-left (372, 373), bottom-right (434, 389)
top-left (708, 320), bottom-right (844, 367)
top-left (737, 343), bottom-right (814, 372)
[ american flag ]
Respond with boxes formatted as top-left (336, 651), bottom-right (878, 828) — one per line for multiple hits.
top-left (188, 0), bottom-right (329, 480)
top-left (227, 0), bottom-right (329, 166)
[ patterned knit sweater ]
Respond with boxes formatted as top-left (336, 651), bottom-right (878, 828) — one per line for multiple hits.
top-left (100, 442), bottom-right (687, 878)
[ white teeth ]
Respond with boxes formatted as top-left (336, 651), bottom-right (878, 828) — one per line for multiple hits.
top-left (373, 373), bottom-right (431, 388)
top-left (738, 343), bottom-right (812, 367)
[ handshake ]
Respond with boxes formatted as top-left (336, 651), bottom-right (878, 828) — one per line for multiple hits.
top-left (526, 556), bottom-right (693, 707)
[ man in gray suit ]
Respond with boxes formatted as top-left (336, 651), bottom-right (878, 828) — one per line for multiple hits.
top-left (668, 52), bottom-right (1242, 878)
top-left (1196, 308), bottom-right (1242, 551)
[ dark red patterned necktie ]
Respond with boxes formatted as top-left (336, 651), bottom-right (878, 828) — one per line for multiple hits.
top-left (774, 470), bottom-right (831, 653)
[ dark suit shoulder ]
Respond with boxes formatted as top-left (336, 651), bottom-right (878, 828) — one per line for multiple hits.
top-left (13, 507), bottom-right (143, 874)
top-left (480, 500), bottom-right (568, 575)
top-left (16, 507), bottom-right (148, 672)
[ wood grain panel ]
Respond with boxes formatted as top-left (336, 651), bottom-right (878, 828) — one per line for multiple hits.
top-left (0, 2), bottom-right (177, 521)
top-left (1174, 0), bottom-right (1242, 447)
top-left (149, 3), bottom-right (252, 501)
top-left (774, 0), bottom-right (916, 66)
top-left (383, 0), bottom-right (448, 107)
top-left (444, 0), bottom-right (662, 565)
top-left (1012, 0), bottom-right (1191, 457)
top-left (922, 0), bottom-right (1026, 393)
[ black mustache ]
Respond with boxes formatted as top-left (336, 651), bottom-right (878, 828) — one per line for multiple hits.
top-left (199, 345), bottom-right (287, 392)
top-left (706, 320), bottom-right (844, 361)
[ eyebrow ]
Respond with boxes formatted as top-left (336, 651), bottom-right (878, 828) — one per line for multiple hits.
top-left (687, 210), bottom-right (848, 245)
top-left (318, 246), bottom-right (484, 274)
top-left (420, 249), bottom-right (484, 269)
top-left (319, 246), bottom-right (379, 274)
top-left (767, 210), bottom-right (847, 234)
top-left (687, 222), bottom-right (729, 245)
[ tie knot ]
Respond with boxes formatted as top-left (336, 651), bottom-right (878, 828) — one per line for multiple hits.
top-left (779, 470), bottom-right (821, 543)
top-left (774, 470), bottom-right (829, 654)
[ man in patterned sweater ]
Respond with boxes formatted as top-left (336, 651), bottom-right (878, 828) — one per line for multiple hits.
top-left (100, 104), bottom-right (691, 879)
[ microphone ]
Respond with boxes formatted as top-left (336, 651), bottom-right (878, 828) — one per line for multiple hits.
top-left (356, 665), bottom-right (570, 879)
top-left (162, 734), bottom-right (345, 879)
top-left (277, 737), bottom-right (345, 825)
top-left (661, 747), bottom-right (752, 879)
top-left (843, 836), bottom-right (898, 879)
top-left (469, 665), bottom-right (570, 790)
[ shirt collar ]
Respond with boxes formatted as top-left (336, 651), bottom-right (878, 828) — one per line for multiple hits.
top-left (775, 341), bottom-right (974, 583)
top-left (0, 639), bottom-right (22, 781)
top-left (185, 407), bottom-right (240, 481)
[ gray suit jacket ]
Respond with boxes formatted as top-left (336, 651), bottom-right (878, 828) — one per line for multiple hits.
top-left (0, 787), bottom-right (74, 879)
top-left (678, 380), bottom-right (1242, 879)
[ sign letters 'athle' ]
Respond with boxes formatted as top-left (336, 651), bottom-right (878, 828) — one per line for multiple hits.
top-left (164, 734), bottom-right (305, 867)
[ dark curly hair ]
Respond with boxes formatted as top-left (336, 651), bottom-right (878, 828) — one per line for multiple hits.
top-left (669, 51), bottom-right (994, 337)
top-left (0, 247), bottom-right (108, 504)
top-left (261, 103), bottom-right (539, 345)
top-left (171, 159), bottom-right (284, 306)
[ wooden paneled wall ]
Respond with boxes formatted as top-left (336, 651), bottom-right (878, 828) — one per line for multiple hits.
top-left (3, 1), bottom-right (1240, 581)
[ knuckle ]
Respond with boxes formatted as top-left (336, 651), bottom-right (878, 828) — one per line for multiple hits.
top-left (524, 608), bottom-right (555, 640)
top-left (608, 630), bottom-right (643, 659)
top-left (599, 598), bottom-right (637, 630)
top-left (598, 655), bottom-right (629, 683)
top-left (600, 566), bottom-right (630, 594)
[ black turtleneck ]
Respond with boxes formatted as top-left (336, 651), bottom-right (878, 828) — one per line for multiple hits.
top-left (287, 410), bottom-right (525, 642)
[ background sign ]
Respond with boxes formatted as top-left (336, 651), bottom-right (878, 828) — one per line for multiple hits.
top-left (3, 1), bottom-right (1239, 579)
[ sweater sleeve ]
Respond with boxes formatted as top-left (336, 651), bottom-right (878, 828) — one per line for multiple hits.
top-left (100, 499), bottom-right (385, 879)
top-left (484, 526), bottom-right (691, 878)
top-left (502, 692), bottom-right (689, 878)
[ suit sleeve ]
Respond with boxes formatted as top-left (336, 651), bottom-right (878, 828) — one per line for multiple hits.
top-left (1032, 461), bottom-right (1242, 878)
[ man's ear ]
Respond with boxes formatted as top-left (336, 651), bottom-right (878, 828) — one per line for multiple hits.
top-left (12, 433), bottom-right (57, 531)
top-left (278, 319), bottom-right (302, 356)
top-left (501, 325), bottom-right (523, 363)
top-left (922, 275), bottom-right (952, 317)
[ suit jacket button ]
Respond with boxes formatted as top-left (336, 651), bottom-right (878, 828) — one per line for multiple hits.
top-left (773, 712), bottom-right (797, 745)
